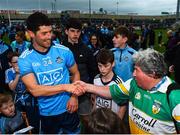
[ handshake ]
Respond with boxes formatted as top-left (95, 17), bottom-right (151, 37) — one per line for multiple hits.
top-left (66, 80), bottom-right (110, 98)
top-left (67, 81), bottom-right (89, 96)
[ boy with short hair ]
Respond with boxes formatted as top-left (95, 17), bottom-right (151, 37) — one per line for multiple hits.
top-left (112, 26), bottom-right (137, 82)
top-left (92, 48), bottom-right (127, 119)
top-left (5, 52), bottom-right (39, 133)
top-left (0, 93), bottom-right (25, 134)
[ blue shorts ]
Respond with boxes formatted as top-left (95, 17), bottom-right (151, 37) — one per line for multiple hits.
top-left (40, 111), bottom-right (80, 134)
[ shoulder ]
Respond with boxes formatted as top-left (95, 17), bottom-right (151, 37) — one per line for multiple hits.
top-left (10, 41), bottom-right (16, 45)
top-left (5, 68), bottom-right (14, 74)
top-left (113, 75), bottom-right (123, 84)
top-left (19, 49), bottom-right (33, 59)
top-left (94, 74), bottom-right (101, 79)
top-left (111, 48), bottom-right (117, 53)
top-left (52, 43), bottom-right (71, 52)
top-left (126, 46), bottom-right (137, 55)
top-left (24, 41), bottom-right (31, 45)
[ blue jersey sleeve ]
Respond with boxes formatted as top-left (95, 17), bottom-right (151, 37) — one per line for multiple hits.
top-left (18, 57), bottom-right (32, 76)
top-left (5, 69), bottom-right (14, 84)
top-left (65, 49), bottom-right (75, 69)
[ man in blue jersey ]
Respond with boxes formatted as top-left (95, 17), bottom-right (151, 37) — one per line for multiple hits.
top-left (18, 12), bottom-right (82, 134)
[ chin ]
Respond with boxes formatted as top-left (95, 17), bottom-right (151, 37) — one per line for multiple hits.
top-left (7, 112), bottom-right (15, 117)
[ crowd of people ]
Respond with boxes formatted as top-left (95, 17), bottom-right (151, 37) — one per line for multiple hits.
top-left (0, 12), bottom-right (180, 134)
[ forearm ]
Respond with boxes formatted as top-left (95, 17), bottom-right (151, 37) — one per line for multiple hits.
top-left (27, 84), bottom-right (71, 97)
top-left (22, 73), bottom-right (76, 97)
top-left (86, 84), bottom-right (111, 99)
top-left (9, 75), bottom-right (20, 91)
top-left (71, 72), bottom-right (80, 83)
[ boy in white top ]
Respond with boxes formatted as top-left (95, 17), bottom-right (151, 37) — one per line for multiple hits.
top-left (92, 48), bottom-right (127, 119)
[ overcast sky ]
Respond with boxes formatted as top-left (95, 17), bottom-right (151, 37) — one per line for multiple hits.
top-left (0, 0), bottom-right (178, 15)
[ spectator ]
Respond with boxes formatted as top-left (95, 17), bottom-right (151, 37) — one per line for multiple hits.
top-left (10, 31), bottom-right (31, 54)
top-left (62, 18), bottom-right (98, 132)
top-left (84, 108), bottom-right (127, 134)
top-left (148, 24), bottom-right (155, 49)
top-left (0, 32), bottom-right (12, 92)
top-left (141, 24), bottom-right (148, 49)
top-left (111, 26), bottom-right (136, 82)
top-left (87, 34), bottom-right (102, 57)
top-left (5, 52), bottom-right (39, 133)
top-left (92, 48), bottom-right (127, 120)
top-left (0, 93), bottom-right (27, 134)
top-left (75, 48), bottom-right (180, 134)
top-left (158, 31), bottom-right (162, 46)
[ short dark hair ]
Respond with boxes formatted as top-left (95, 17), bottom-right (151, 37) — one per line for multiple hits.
top-left (16, 31), bottom-right (25, 39)
top-left (0, 93), bottom-right (13, 108)
top-left (84, 108), bottom-right (127, 134)
top-left (26, 12), bottom-right (51, 32)
top-left (114, 26), bottom-right (129, 39)
top-left (96, 48), bottom-right (114, 64)
top-left (66, 18), bottom-right (82, 30)
top-left (7, 52), bottom-right (19, 62)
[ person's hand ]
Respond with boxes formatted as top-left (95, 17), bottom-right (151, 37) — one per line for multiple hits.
top-left (73, 81), bottom-right (87, 96)
top-left (14, 66), bottom-right (20, 74)
top-left (66, 83), bottom-right (85, 96)
top-left (66, 95), bottom-right (78, 113)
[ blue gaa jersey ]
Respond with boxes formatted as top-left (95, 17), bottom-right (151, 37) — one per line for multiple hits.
top-left (18, 44), bottom-right (75, 116)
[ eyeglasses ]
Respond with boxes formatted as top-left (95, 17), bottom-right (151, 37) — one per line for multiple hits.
top-left (11, 61), bottom-right (18, 63)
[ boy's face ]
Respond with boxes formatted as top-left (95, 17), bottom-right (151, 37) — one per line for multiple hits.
top-left (15, 34), bottom-right (23, 43)
top-left (0, 100), bottom-right (15, 117)
top-left (65, 28), bottom-right (81, 44)
top-left (112, 34), bottom-right (127, 48)
top-left (10, 56), bottom-right (18, 68)
top-left (98, 62), bottom-right (114, 77)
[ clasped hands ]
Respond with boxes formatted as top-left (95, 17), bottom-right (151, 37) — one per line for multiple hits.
top-left (68, 81), bottom-right (88, 96)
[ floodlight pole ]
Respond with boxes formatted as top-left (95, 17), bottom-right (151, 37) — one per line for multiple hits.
top-left (116, 1), bottom-right (119, 15)
top-left (38, 0), bottom-right (41, 11)
top-left (6, 0), bottom-right (11, 27)
top-left (89, 0), bottom-right (91, 21)
top-left (176, 0), bottom-right (180, 21)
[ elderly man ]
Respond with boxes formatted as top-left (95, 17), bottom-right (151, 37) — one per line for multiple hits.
top-left (75, 48), bottom-right (180, 134)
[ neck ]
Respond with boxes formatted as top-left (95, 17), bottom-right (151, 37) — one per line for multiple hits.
top-left (68, 39), bottom-right (78, 45)
top-left (17, 40), bottom-right (23, 44)
top-left (119, 43), bottom-right (126, 49)
top-left (147, 78), bottom-right (163, 90)
top-left (33, 43), bottom-right (48, 53)
top-left (101, 71), bottom-right (114, 83)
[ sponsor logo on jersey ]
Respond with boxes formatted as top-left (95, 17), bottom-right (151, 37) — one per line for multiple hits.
top-left (152, 101), bottom-right (161, 114)
top-left (56, 56), bottom-right (63, 64)
top-left (132, 108), bottom-right (157, 132)
top-left (32, 62), bottom-right (41, 67)
top-left (124, 56), bottom-right (129, 61)
top-left (96, 97), bottom-right (112, 108)
top-left (135, 92), bottom-right (141, 100)
top-left (42, 57), bottom-right (52, 66)
top-left (37, 68), bottom-right (63, 85)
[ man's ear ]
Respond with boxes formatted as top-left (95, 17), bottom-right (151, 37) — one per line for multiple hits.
top-left (123, 36), bottom-right (128, 43)
top-left (65, 29), bottom-right (68, 35)
top-left (27, 30), bottom-right (35, 38)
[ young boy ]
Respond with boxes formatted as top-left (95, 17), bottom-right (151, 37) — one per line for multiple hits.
top-left (92, 48), bottom-right (127, 119)
top-left (5, 52), bottom-right (39, 133)
top-left (112, 26), bottom-right (137, 82)
top-left (0, 93), bottom-right (25, 134)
